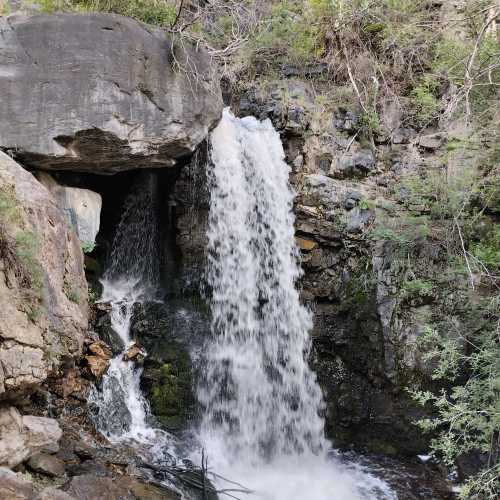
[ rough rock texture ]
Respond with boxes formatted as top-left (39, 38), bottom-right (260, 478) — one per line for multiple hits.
top-left (0, 406), bottom-right (62, 468)
top-left (83, 341), bottom-right (112, 379)
top-left (0, 13), bottom-right (223, 173)
top-left (130, 300), bottom-right (209, 430)
top-left (0, 152), bottom-right (87, 399)
top-left (36, 487), bottom-right (75, 500)
top-left (0, 466), bottom-right (35, 500)
top-left (0, 467), bottom-right (74, 500)
top-left (27, 451), bottom-right (66, 477)
top-left (65, 474), bottom-right (180, 500)
top-left (37, 173), bottom-right (102, 247)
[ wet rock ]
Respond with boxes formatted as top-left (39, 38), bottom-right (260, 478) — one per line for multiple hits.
top-left (84, 341), bottom-right (112, 379)
top-left (0, 152), bottom-right (87, 399)
top-left (66, 460), bottom-right (112, 478)
top-left (51, 368), bottom-right (89, 400)
top-left (0, 467), bottom-right (34, 500)
top-left (88, 341), bottom-right (112, 360)
top-left (94, 305), bottom-right (125, 356)
top-left (65, 475), bottom-right (124, 499)
top-left (65, 473), bottom-right (180, 500)
top-left (295, 237), bottom-right (318, 251)
top-left (123, 344), bottom-right (146, 364)
top-left (0, 407), bottom-right (62, 468)
top-left (27, 452), bottom-right (65, 477)
top-left (0, 13), bottom-right (222, 173)
top-left (130, 301), bottom-right (208, 430)
top-left (119, 475), bottom-right (181, 500)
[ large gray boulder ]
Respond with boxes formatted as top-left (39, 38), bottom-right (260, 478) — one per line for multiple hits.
top-left (0, 13), bottom-right (222, 173)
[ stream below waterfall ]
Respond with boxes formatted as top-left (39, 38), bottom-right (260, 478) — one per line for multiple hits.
top-left (86, 109), bottom-right (447, 500)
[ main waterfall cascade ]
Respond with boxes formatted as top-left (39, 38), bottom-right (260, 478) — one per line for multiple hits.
top-left (198, 109), bottom-right (396, 500)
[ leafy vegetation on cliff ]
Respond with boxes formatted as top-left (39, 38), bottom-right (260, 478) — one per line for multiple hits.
top-left (0, 186), bottom-right (44, 320)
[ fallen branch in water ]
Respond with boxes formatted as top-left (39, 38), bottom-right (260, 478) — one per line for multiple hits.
top-left (138, 456), bottom-right (253, 500)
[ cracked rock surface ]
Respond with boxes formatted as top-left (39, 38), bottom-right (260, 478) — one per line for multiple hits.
top-left (0, 152), bottom-right (87, 399)
top-left (0, 13), bottom-right (222, 173)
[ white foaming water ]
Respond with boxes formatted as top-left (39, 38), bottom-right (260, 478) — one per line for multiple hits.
top-left (90, 173), bottom-right (172, 451)
top-left (198, 109), bottom-right (396, 500)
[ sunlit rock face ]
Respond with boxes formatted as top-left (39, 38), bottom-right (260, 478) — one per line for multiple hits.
top-left (0, 13), bottom-right (223, 173)
top-left (0, 152), bottom-right (88, 400)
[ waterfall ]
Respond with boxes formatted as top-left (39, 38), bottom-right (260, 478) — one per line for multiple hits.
top-left (198, 109), bottom-right (396, 500)
top-left (90, 172), bottom-right (169, 449)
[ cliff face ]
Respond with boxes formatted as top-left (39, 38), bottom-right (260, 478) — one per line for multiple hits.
top-left (0, 151), bottom-right (88, 401)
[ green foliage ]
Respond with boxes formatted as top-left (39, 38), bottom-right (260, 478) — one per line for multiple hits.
top-left (401, 279), bottom-right (434, 299)
top-left (251, 1), bottom-right (322, 63)
top-left (370, 213), bottom-right (430, 249)
top-left (398, 168), bottom-right (477, 221)
top-left (409, 75), bottom-right (440, 127)
top-left (32, 0), bottom-right (178, 27)
top-left (470, 225), bottom-right (500, 272)
top-left (64, 284), bottom-right (81, 304)
top-left (149, 350), bottom-right (193, 428)
top-left (88, 286), bottom-right (99, 304)
top-left (81, 241), bottom-right (95, 254)
top-left (0, 189), bottom-right (21, 224)
top-left (0, 186), bottom-right (44, 321)
top-left (359, 197), bottom-right (375, 210)
top-left (359, 110), bottom-right (381, 135)
top-left (15, 231), bottom-right (43, 292)
top-left (0, 1), bottom-right (11, 15)
top-left (411, 306), bottom-right (500, 499)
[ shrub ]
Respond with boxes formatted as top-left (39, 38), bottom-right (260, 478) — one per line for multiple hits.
top-left (0, 186), bottom-right (44, 321)
top-left (470, 225), bottom-right (500, 272)
top-left (412, 314), bottom-right (500, 499)
top-left (81, 241), bottom-right (95, 254)
top-left (409, 75), bottom-right (441, 127)
top-left (401, 279), bottom-right (434, 299)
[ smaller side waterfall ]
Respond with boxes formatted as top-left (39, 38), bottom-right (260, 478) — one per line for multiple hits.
top-left (90, 172), bottom-right (168, 447)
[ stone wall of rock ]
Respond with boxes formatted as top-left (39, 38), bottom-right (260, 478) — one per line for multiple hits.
top-left (0, 151), bottom-right (88, 401)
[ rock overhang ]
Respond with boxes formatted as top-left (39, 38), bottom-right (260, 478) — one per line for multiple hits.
top-left (0, 12), bottom-right (223, 174)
